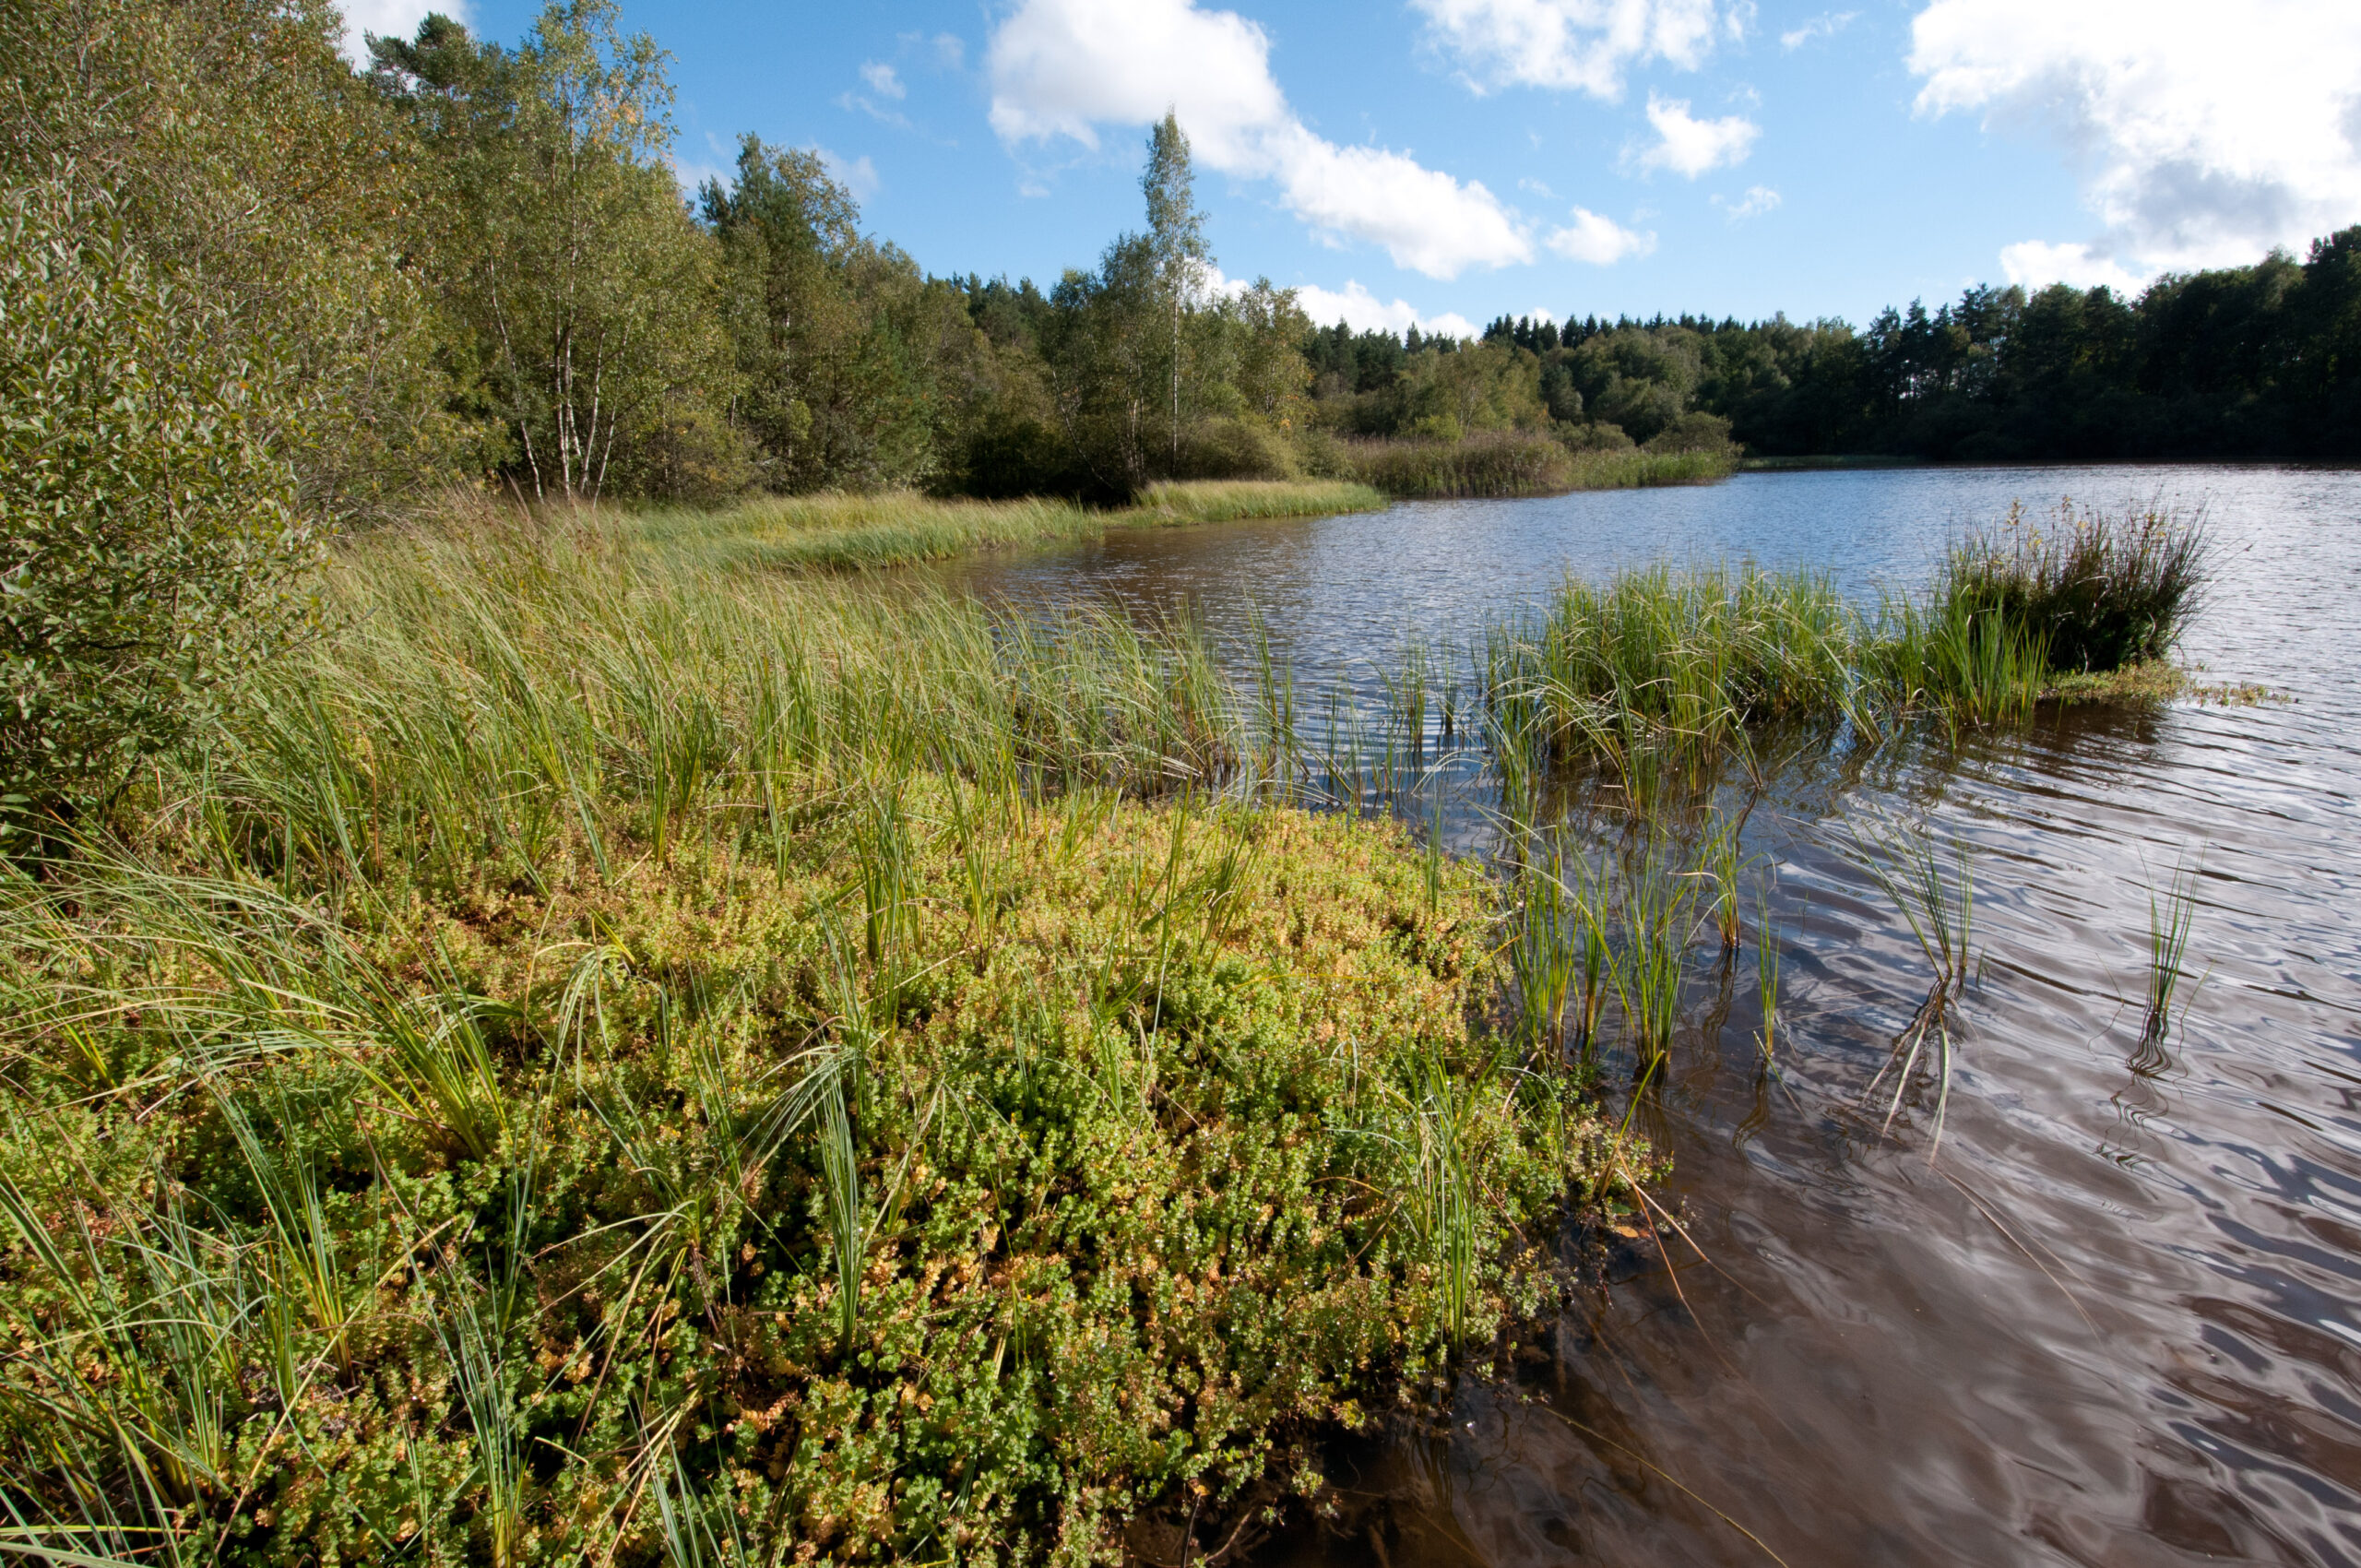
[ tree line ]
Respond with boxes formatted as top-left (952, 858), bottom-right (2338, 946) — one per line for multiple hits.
top-left (1430, 238), bottom-right (2361, 461)
top-left (8, 0), bottom-right (2355, 541)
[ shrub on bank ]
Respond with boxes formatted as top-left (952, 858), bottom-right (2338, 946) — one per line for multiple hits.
top-left (0, 179), bottom-right (322, 813)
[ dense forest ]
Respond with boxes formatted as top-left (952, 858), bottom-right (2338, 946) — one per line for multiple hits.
top-left (5, 0), bottom-right (2357, 543)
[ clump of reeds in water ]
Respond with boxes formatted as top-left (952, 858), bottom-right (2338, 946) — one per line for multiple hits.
top-left (1482, 563), bottom-right (1859, 777)
top-left (1480, 498), bottom-right (2208, 787)
top-left (1937, 497), bottom-right (2210, 673)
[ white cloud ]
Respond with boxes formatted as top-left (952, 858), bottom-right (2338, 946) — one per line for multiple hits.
top-left (1633, 93), bottom-right (1758, 177)
top-left (931, 32), bottom-right (967, 70)
top-left (860, 61), bottom-right (907, 100)
top-left (1546, 208), bottom-right (1656, 263)
top-left (1412, 0), bottom-right (1724, 101)
top-left (1909, 0), bottom-right (2361, 281)
top-left (1296, 280), bottom-right (1479, 339)
top-left (336, 0), bottom-right (463, 65)
top-left (1998, 240), bottom-right (2147, 293)
top-left (1779, 10), bottom-right (1855, 50)
top-left (817, 148), bottom-right (880, 201)
top-left (669, 135), bottom-right (736, 196)
top-left (1714, 184), bottom-right (1780, 220)
top-left (988, 0), bottom-right (1530, 278)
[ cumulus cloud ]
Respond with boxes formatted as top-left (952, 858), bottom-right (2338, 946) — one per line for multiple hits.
top-left (860, 61), bottom-right (907, 100)
top-left (1779, 10), bottom-right (1855, 49)
top-left (1546, 208), bottom-right (1656, 264)
top-left (1411, 0), bottom-right (1723, 100)
top-left (1633, 93), bottom-right (1758, 177)
top-left (1998, 240), bottom-right (2148, 292)
top-left (1714, 184), bottom-right (1780, 220)
top-left (1294, 280), bottom-right (1478, 339)
top-left (1908, 0), bottom-right (2361, 281)
top-left (988, 0), bottom-right (1529, 278)
top-left (336, 0), bottom-right (461, 65)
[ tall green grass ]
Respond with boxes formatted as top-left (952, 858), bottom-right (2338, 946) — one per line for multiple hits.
top-left (625, 477), bottom-right (1382, 572)
top-left (1479, 507), bottom-right (2190, 786)
top-left (1340, 432), bottom-right (1734, 499)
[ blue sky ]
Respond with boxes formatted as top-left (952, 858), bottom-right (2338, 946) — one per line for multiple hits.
top-left (346, 1), bottom-right (2361, 338)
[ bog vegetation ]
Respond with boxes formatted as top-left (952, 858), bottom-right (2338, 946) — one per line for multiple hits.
top-left (0, 0), bottom-right (2234, 1561)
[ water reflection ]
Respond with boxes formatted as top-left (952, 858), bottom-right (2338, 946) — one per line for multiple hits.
top-left (934, 465), bottom-right (2361, 1566)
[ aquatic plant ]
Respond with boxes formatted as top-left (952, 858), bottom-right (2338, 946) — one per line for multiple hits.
top-left (1938, 497), bottom-right (2211, 673)
top-left (2143, 854), bottom-right (2203, 1043)
top-left (1845, 810), bottom-right (1975, 1153)
top-left (1608, 836), bottom-right (1703, 1063)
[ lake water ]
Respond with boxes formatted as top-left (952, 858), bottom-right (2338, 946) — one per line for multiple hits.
top-left (935, 466), bottom-right (2361, 1567)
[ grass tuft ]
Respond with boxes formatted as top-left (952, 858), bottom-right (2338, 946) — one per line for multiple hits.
top-left (1937, 497), bottom-right (2210, 673)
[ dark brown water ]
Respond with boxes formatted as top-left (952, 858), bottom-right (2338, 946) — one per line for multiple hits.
top-left (934, 467), bottom-right (2361, 1566)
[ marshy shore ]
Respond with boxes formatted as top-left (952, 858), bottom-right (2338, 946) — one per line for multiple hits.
top-left (0, 485), bottom-right (2206, 1564)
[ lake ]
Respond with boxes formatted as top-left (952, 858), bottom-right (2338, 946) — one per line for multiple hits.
top-left (935, 465), bottom-right (2361, 1566)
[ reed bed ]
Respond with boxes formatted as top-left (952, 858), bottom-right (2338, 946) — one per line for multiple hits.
top-left (628, 477), bottom-right (1383, 572)
top-left (1341, 434), bottom-right (1734, 499)
top-left (0, 510), bottom-right (1615, 1567)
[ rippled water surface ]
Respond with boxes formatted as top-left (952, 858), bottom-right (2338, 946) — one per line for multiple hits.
top-left (936, 466), bottom-right (2361, 1566)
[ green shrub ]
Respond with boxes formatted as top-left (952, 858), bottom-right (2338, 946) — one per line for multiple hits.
top-left (1174, 415), bottom-right (1300, 481)
top-left (1641, 410), bottom-right (1738, 457)
top-left (0, 178), bottom-right (321, 811)
top-left (1937, 499), bottom-right (2210, 671)
top-left (1559, 420), bottom-right (1636, 453)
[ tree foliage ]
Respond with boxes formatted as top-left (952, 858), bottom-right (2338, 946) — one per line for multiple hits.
top-left (372, 1), bottom-right (738, 502)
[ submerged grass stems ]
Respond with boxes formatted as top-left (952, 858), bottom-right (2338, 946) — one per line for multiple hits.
top-left (1754, 874), bottom-right (1782, 1064)
top-left (1845, 811), bottom-right (1975, 1156)
top-left (0, 506), bottom-right (1619, 1566)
